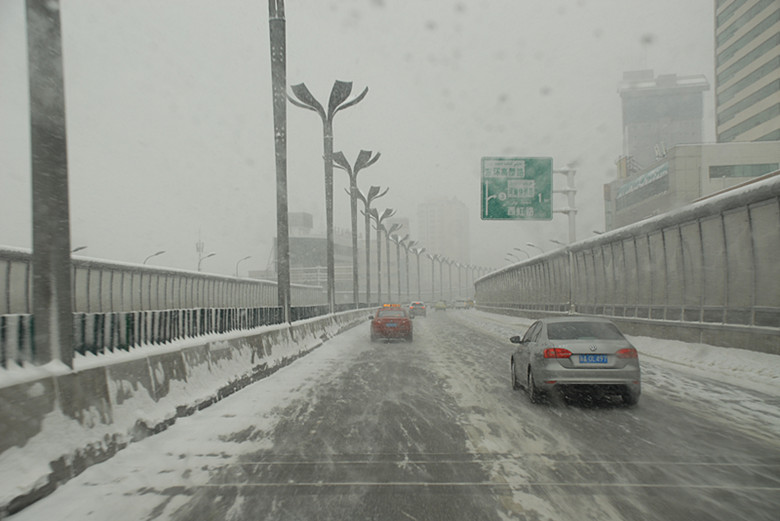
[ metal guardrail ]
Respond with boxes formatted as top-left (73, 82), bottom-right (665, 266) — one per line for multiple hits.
top-left (0, 304), bottom-right (341, 368)
top-left (0, 251), bottom-right (333, 369)
top-left (0, 249), bottom-right (327, 315)
top-left (475, 173), bottom-right (780, 352)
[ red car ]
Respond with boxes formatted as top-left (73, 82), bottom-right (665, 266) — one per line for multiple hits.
top-left (370, 305), bottom-right (413, 342)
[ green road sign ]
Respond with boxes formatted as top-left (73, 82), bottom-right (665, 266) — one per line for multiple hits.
top-left (481, 157), bottom-right (553, 220)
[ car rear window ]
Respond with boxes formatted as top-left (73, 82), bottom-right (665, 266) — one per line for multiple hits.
top-left (378, 309), bottom-right (405, 318)
top-left (547, 321), bottom-right (625, 340)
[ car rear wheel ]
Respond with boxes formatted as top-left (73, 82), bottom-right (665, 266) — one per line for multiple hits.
top-left (511, 359), bottom-right (520, 390)
top-left (527, 370), bottom-right (543, 404)
top-left (406, 332), bottom-right (413, 342)
top-left (622, 389), bottom-right (639, 406)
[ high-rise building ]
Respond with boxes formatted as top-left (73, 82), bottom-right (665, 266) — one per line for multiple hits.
top-left (619, 70), bottom-right (710, 170)
top-left (416, 198), bottom-right (470, 264)
top-left (603, 2), bottom-right (780, 231)
top-left (715, 0), bottom-right (780, 143)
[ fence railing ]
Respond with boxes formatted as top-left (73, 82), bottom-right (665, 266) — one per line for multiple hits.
top-left (0, 251), bottom-right (334, 369)
top-left (475, 173), bottom-right (780, 352)
top-left (0, 250), bottom-right (327, 315)
top-left (0, 304), bottom-right (345, 369)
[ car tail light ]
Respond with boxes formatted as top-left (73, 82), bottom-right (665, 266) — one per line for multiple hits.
top-left (543, 348), bottom-right (572, 359)
top-left (617, 347), bottom-right (638, 359)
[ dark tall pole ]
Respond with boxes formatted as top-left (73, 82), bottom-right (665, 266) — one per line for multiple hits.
top-left (357, 186), bottom-right (388, 307)
top-left (413, 248), bottom-right (426, 301)
top-left (390, 234), bottom-right (407, 303)
top-left (404, 241), bottom-right (415, 303)
top-left (370, 208), bottom-right (394, 305)
top-left (269, 0), bottom-right (291, 322)
top-left (333, 150), bottom-right (380, 308)
top-left (385, 224), bottom-right (400, 303)
top-left (427, 253), bottom-right (436, 302)
top-left (289, 82), bottom-right (368, 313)
top-left (27, 0), bottom-right (73, 367)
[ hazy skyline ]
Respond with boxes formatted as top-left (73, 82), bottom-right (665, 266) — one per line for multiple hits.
top-left (0, 0), bottom-right (715, 276)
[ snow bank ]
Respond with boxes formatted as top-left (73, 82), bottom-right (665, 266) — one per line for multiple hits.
top-left (0, 310), bottom-right (366, 516)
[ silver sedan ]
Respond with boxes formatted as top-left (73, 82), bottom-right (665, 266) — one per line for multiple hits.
top-left (510, 316), bottom-right (641, 405)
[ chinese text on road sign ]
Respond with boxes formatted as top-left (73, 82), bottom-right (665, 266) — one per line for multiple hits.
top-left (481, 157), bottom-right (552, 220)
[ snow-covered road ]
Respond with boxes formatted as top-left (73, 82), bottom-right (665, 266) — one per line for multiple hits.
top-left (8, 311), bottom-right (780, 520)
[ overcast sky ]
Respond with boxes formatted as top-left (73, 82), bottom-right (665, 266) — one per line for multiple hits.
top-left (0, 0), bottom-right (714, 275)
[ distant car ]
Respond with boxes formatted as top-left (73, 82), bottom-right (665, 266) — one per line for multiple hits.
top-left (409, 301), bottom-right (426, 317)
top-left (510, 316), bottom-right (641, 405)
top-left (370, 305), bottom-right (413, 342)
top-left (434, 300), bottom-right (447, 311)
top-left (453, 298), bottom-right (471, 309)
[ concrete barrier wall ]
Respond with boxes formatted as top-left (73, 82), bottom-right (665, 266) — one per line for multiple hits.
top-left (0, 309), bottom-right (367, 516)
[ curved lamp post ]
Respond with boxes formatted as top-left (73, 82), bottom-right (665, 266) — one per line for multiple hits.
top-left (455, 262), bottom-right (464, 298)
top-left (369, 208), bottom-right (395, 304)
top-left (333, 150), bottom-right (381, 307)
top-left (411, 247), bottom-right (426, 301)
top-left (402, 240), bottom-right (417, 303)
top-left (289, 80), bottom-right (369, 312)
top-left (235, 255), bottom-right (251, 277)
top-left (383, 223), bottom-right (401, 303)
top-left (390, 233), bottom-right (408, 303)
top-left (513, 247), bottom-right (530, 259)
top-left (357, 185), bottom-right (388, 306)
top-left (526, 242), bottom-right (544, 255)
top-left (143, 250), bottom-right (166, 265)
top-left (198, 252), bottom-right (216, 272)
top-left (436, 256), bottom-right (445, 300)
top-left (444, 257), bottom-right (454, 301)
top-left (426, 253), bottom-right (439, 302)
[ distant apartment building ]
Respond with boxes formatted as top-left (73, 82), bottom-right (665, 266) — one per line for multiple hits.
top-left (619, 70), bottom-right (710, 170)
top-left (715, 0), bottom-right (780, 143)
top-left (417, 197), bottom-right (470, 264)
top-left (604, 0), bottom-right (780, 230)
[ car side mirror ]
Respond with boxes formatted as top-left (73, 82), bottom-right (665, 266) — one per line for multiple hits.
top-left (510, 335), bottom-right (524, 344)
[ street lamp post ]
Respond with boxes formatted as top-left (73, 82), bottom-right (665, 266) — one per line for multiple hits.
top-left (144, 250), bottom-right (166, 265)
top-left (444, 258), bottom-right (454, 301)
top-left (526, 242), bottom-right (544, 255)
top-left (333, 150), bottom-right (381, 308)
top-left (357, 186), bottom-right (388, 306)
top-left (411, 247), bottom-right (426, 301)
top-left (198, 252), bottom-right (216, 272)
top-left (384, 223), bottom-right (401, 303)
top-left (456, 262), bottom-right (463, 298)
top-left (426, 253), bottom-right (439, 302)
top-left (403, 240), bottom-right (417, 303)
top-left (438, 257), bottom-right (445, 300)
top-left (235, 255), bottom-right (252, 277)
top-left (268, 0), bottom-right (291, 322)
top-left (390, 234), bottom-right (408, 304)
top-left (370, 208), bottom-right (395, 304)
top-left (513, 247), bottom-right (530, 259)
top-left (289, 80), bottom-right (369, 313)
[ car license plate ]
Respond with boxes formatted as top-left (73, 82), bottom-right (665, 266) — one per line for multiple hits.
top-left (578, 354), bottom-right (608, 364)
top-left (386, 323), bottom-right (397, 327)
